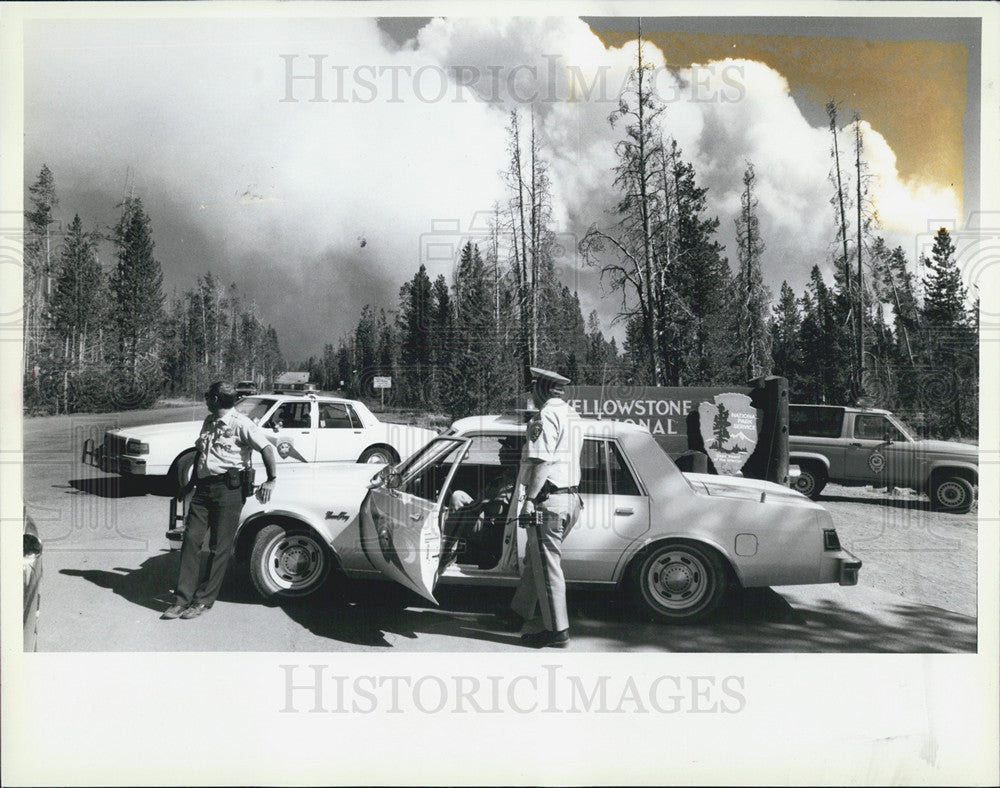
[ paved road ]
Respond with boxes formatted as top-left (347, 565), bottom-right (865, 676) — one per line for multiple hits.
top-left (22, 406), bottom-right (978, 653)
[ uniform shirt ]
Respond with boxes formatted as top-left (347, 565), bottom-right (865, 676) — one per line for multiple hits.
top-left (525, 397), bottom-right (583, 488)
top-left (194, 408), bottom-right (271, 479)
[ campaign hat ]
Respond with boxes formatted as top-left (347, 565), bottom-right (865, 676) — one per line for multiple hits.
top-left (529, 367), bottom-right (571, 386)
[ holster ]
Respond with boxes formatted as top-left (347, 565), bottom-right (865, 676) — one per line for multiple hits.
top-left (240, 467), bottom-right (256, 499)
top-left (534, 480), bottom-right (558, 505)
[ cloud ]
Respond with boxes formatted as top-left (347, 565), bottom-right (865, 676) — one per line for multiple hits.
top-left (23, 15), bottom-right (962, 358)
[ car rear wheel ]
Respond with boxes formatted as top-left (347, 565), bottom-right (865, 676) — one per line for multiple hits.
top-left (250, 523), bottom-right (331, 600)
top-left (358, 445), bottom-right (398, 464)
top-left (931, 476), bottom-right (974, 514)
top-left (628, 541), bottom-right (728, 623)
top-left (792, 463), bottom-right (826, 499)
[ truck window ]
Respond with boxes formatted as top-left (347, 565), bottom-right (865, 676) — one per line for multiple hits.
top-left (789, 406), bottom-right (844, 438)
top-left (854, 415), bottom-right (905, 442)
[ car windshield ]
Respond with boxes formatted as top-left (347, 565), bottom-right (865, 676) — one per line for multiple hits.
top-left (395, 436), bottom-right (467, 478)
top-left (235, 397), bottom-right (277, 424)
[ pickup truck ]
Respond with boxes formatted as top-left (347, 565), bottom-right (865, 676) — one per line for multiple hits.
top-left (788, 404), bottom-right (978, 513)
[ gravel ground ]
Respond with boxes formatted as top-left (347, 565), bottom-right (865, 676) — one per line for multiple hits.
top-left (818, 483), bottom-right (977, 618)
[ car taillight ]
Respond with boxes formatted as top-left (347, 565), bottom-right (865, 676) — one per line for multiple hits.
top-left (823, 529), bottom-right (841, 550)
top-left (126, 439), bottom-right (149, 455)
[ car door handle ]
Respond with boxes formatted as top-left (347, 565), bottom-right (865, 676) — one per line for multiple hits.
top-left (615, 507), bottom-right (634, 516)
top-left (300, 430), bottom-right (311, 434)
top-left (849, 442), bottom-right (862, 447)
top-left (409, 513), bottom-right (422, 521)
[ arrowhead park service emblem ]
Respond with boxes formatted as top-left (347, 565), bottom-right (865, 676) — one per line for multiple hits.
top-left (697, 393), bottom-right (759, 476)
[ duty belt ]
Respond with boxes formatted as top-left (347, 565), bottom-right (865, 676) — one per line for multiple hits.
top-left (195, 473), bottom-right (230, 485)
top-left (535, 484), bottom-right (579, 503)
top-left (195, 471), bottom-right (242, 485)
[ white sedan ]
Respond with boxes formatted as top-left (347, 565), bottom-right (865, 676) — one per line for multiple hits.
top-left (217, 414), bottom-right (861, 622)
top-left (83, 393), bottom-right (437, 494)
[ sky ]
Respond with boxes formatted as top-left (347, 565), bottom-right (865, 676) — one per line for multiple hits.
top-left (20, 12), bottom-right (979, 361)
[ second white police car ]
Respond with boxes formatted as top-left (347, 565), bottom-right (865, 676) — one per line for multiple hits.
top-left (83, 393), bottom-right (437, 494)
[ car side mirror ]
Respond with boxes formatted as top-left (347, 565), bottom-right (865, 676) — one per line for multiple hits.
top-left (270, 420), bottom-right (282, 432)
top-left (367, 467), bottom-right (402, 490)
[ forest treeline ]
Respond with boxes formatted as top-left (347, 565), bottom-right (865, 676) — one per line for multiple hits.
top-left (24, 40), bottom-right (977, 438)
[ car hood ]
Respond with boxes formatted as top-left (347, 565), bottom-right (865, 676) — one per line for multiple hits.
top-left (909, 439), bottom-right (978, 457)
top-left (685, 472), bottom-right (816, 505)
top-left (112, 420), bottom-right (204, 439)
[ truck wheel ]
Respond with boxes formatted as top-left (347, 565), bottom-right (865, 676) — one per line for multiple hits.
top-left (250, 523), bottom-right (331, 600)
top-left (627, 541), bottom-right (728, 623)
top-left (792, 464), bottom-right (827, 499)
top-left (931, 476), bottom-right (974, 514)
top-left (358, 445), bottom-right (398, 465)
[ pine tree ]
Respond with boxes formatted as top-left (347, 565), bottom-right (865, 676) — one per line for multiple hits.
top-left (664, 141), bottom-right (731, 385)
top-left (444, 242), bottom-right (514, 416)
top-left (770, 281), bottom-right (802, 384)
top-left (397, 265), bottom-right (435, 405)
top-left (580, 29), bottom-right (667, 385)
top-left (919, 227), bottom-right (976, 437)
top-left (733, 161), bottom-right (772, 380)
top-left (24, 164), bottom-right (60, 380)
top-left (798, 266), bottom-right (851, 403)
top-left (921, 228), bottom-right (968, 327)
top-left (49, 215), bottom-right (103, 370)
top-left (431, 274), bottom-right (452, 408)
top-left (110, 197), bottom-right (164, 380)
top-left (354, 304), bottom-right (377, 381)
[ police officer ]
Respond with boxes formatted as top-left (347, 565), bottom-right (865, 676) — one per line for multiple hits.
top-left (497, 367), bottom-right (584, 648)
top-left (161, 381), bottom-right (278, 620)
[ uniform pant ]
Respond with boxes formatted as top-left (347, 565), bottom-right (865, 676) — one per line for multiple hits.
top-left (510, 493), bottom-right (582, 632)
top-left (174, 480), bottom-right (244, 607)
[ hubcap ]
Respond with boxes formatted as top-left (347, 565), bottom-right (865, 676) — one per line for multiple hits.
top-left (366, 453), bottom-right (388, 464)
top-left (267, 534), bottom-right (324, 589)
top-left (937, 482), bottom-right (965, 508)
top-left (794, 472), bottom-right (815, 496)
top-left (646, 550), bottom-right (710, 610)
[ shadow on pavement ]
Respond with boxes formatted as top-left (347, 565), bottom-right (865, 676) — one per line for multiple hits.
top-left (59, 554), bottom-right (977, 652)
top-left (61, 552), bottom-right (181, 612)
top-left (67, 476), bottom-right (160, 499)
top-left (60, 549), bottom-right (261, 615)
top-left (263, 580), bottom-right (976, 653)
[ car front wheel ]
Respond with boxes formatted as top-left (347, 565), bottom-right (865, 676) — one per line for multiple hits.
top-left (792, 464), bottom-right (826, 499)
top-left (931, 476), bottom-right (974, 514)
top-left (628, 541), bottom-right (728, 623)
top-left (250, 523), bottom-right (331, 600)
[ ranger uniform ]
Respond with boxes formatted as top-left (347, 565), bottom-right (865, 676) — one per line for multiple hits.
top-left (506, 367), bottom-right (584, 648)
top-left (161, 381), bottom-right (278, 620)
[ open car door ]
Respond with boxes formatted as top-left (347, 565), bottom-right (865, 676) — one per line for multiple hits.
top-left (359, 437), bottom-right (471, 603)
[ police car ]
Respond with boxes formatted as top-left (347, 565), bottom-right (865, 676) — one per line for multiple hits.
top-left (81, 393), bottom-right (437, 494)
top-left (219, 414), bottom-right (860, 623)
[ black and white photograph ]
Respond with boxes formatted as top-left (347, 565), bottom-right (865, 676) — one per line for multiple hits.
top-left (2, 1), bottom-right (998, 784)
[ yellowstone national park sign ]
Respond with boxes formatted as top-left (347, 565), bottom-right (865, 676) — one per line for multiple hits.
top-left (564, 383), bottom-right (779, 480)
top-left (697, 393), bottom-right (759, 476)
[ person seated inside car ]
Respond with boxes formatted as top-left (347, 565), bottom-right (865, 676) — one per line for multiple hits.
top-left (441, 436), bottom-right (523, 569)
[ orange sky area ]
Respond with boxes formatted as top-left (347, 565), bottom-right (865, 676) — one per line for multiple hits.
top-left (594, 28), bottom-right (967, 203)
